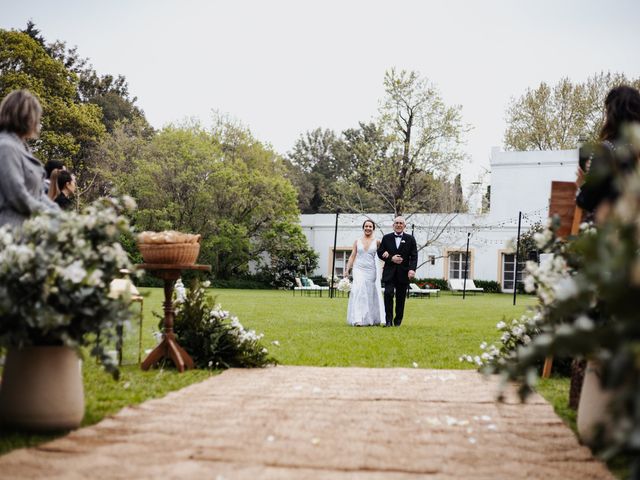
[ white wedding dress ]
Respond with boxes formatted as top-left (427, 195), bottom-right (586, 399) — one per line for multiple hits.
top-left (346, 239), bottom-right (385, 326)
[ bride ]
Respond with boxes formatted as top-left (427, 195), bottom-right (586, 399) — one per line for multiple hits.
top-left (345, 219), bottom-right (385, 326)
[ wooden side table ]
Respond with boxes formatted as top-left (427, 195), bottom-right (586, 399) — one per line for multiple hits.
top-left (136, 263), bottom-right (211, 372)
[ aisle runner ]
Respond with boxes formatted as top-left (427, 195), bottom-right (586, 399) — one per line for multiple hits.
top-left (0, 366), bottom-right (613, 479)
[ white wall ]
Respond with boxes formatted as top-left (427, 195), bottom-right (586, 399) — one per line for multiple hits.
top-left (489, 147), bottom-right (578, 224)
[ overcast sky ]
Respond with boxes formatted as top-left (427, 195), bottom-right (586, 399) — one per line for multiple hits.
top-left (3, 0), bottom-right (640, 193)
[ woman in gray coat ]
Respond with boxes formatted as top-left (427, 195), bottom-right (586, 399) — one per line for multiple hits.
top-left (0, 90), bottom-right (58, 228)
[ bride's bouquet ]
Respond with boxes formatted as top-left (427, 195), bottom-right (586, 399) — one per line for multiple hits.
top-left (337, 277), bottom-right (351, 293)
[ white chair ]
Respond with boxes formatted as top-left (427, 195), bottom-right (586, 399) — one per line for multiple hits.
top-left (307, 278), bottom-right (330, 296)
top-left (408, 283), bottom-right (440, 298)
top-left (448, 278), bottom-right (483, 294)
top-left (293, 277), bottom-right (330, 297)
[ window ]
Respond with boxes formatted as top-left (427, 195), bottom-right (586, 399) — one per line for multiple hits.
top-left (448, 252), bottom-right (470, 280)
top-left (502, 253), bottom-right (525, 291)
top-left (332, 249), bottom-right (352, 277)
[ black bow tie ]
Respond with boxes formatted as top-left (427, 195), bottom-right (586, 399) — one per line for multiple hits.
top-left (394, 234), bottom-right (403, 238)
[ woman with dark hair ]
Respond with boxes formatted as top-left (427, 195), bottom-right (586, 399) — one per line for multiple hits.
top-left (44, 159), bottom-right (65, 195)
top-left (576, 85), bottom-right (640, 222)
top-left (0, 90), bottom-right (58, 228)
top-left (344, 219), bottom-right (385, 326)
top-left (53, 170), bottom-right (76, 210)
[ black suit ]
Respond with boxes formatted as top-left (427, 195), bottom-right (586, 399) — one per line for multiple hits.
top-left (377, 232), bottom-right (418, 326)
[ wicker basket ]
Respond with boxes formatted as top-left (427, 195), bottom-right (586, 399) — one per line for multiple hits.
top-left (138, 242), bottom-right (200, 265)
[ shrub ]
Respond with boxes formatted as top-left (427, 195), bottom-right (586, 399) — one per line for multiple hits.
top-left (172, 279), bottom-right (277, 368)
top-left (208, 274), bottom-right (273, 290)
top-left (473, 279), bottom-right (502, 293)
top-left (413, 277), bottom-right (448, 290)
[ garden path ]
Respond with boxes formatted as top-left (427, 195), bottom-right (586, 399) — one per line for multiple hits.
top-left (0, 366), bottom-right (613, 479)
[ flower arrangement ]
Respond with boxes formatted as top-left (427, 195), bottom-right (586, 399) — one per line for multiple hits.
top-left (171, 279), bottom-right (276, 369)
top-left (324, 274), bottom-right (340, 286)
top-left (463, 167), bottom-right (640, 470)
top-left (0, 196), bottom-right (137, 378)
top-left (337, 277), bottom-right (351, 293)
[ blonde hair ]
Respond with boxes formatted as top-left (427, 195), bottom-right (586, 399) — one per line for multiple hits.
top-left (0, 90), bottom-right (42, 137)
top-left (48, 168), bottom-right (62, 200)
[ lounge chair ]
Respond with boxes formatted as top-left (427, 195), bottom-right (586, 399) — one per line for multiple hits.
top-left (448, 278), bottom-right (484, 294)
top-left (408, 283), bottom-right (440, 298)
top-left (293, 277), bottom-right (330, 297)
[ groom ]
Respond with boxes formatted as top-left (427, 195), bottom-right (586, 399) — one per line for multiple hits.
top-left (377, 216), bottom-right (418, 327)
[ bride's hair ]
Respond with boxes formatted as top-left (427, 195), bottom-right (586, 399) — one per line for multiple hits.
top-left (362, 219), bottom-right (376, 230)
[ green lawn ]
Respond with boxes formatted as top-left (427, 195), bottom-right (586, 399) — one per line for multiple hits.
top-left (0, 289), bottom-right (569, 457)
top-left (207, 289), bottom-right (537, 368)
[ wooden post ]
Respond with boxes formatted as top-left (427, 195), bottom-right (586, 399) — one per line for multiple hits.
top-left (542, 182), bottom-right (583, 378)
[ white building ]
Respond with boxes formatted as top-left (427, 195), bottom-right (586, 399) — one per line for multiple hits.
top-left (300, 147), bottom-right (578, 292)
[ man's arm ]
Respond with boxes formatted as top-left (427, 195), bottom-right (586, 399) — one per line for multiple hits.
top-left (408, 235), bottom-right (418, 271)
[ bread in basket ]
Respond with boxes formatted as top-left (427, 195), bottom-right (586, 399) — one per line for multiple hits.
top-left (137, 230), bottom-right (201, 265)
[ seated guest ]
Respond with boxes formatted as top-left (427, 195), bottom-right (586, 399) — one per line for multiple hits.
top-left (0, 89), bottom-right (58, 228)
top-left (53, 170), bottom-right (76, 210)
top-left (44, 159), bottom-right (65, 195)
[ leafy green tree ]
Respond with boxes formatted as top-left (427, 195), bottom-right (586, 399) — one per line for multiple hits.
top-left (286, 128), bottom-right (346, 213)
top-left (259, 221), bottom-right (319, 288)
top-left (104, 120), bottom-right (307, 280)
top-left (504, 72), bottom-right (640, 151)
top-left (0, 29), bottom-right (106, 168)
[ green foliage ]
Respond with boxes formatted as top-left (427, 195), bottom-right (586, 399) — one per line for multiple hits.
top-left (413, 277), bottom-right (449, 290)
top-left (260, 220), bottom-right (319, 288)
top-left (487, 166), bottom-right (640, 470)
top-left (209, 275), bottom-right (272, 289)
top-left (0, 29), bottom-right (106, 170)
top-left (287, 69), bottom-right (469, 218)
top-left (504, 72), bottom-right (640, 151)
top-left (472, 280), bottom-right (501, 294)
top-left (101, 120), bottom-right (308, 280)
top-left (173, 280), bottom-right (276, 369)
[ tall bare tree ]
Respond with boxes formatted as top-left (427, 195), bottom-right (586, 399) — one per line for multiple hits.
top-left (375, 68), bottom-right (469, 216)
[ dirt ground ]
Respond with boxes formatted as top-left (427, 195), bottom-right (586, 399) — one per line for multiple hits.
top-left (0, 366), bottom-right (614, 479)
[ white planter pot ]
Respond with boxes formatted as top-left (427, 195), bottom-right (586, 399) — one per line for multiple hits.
top-left (576, 360), bottom-right (615, 445)
top-left (0, 346), bottom-right (84, 431)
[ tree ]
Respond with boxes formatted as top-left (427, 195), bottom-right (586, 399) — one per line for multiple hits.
top-left (0, 29), bottom-right (106, 169)
top-left (259, 221), bottom-right (319, 288)
top-left (504, 72), bottom-right (640, 151)
top-left (286, 128), bottom-right (346, 213)
top-left (374, 68), bottom-right (469, 216)
top-left (103, 120), bottom-right (308, 280)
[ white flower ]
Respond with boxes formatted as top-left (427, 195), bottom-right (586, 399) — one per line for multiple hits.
top-left (87, 269), bottom-right (104, 287)
top-left (122, 195), bottom-right (137, 211)
top-left (496, 321), bottom-right (506, 330)
top-left (271, 340), bottom-right (280, 346)
top-left (523, 274), bottom-right (536, 293)
top-left (553, 277), bottom-right (579, 301)
top-left (60, 260), bottom-right (87, 283)
top-left (175, 279), bottom-right (187, 303)
top-left (574, 315), bottom-right (594, 331)
top-left (337, 277), bottom-right (351, 292)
